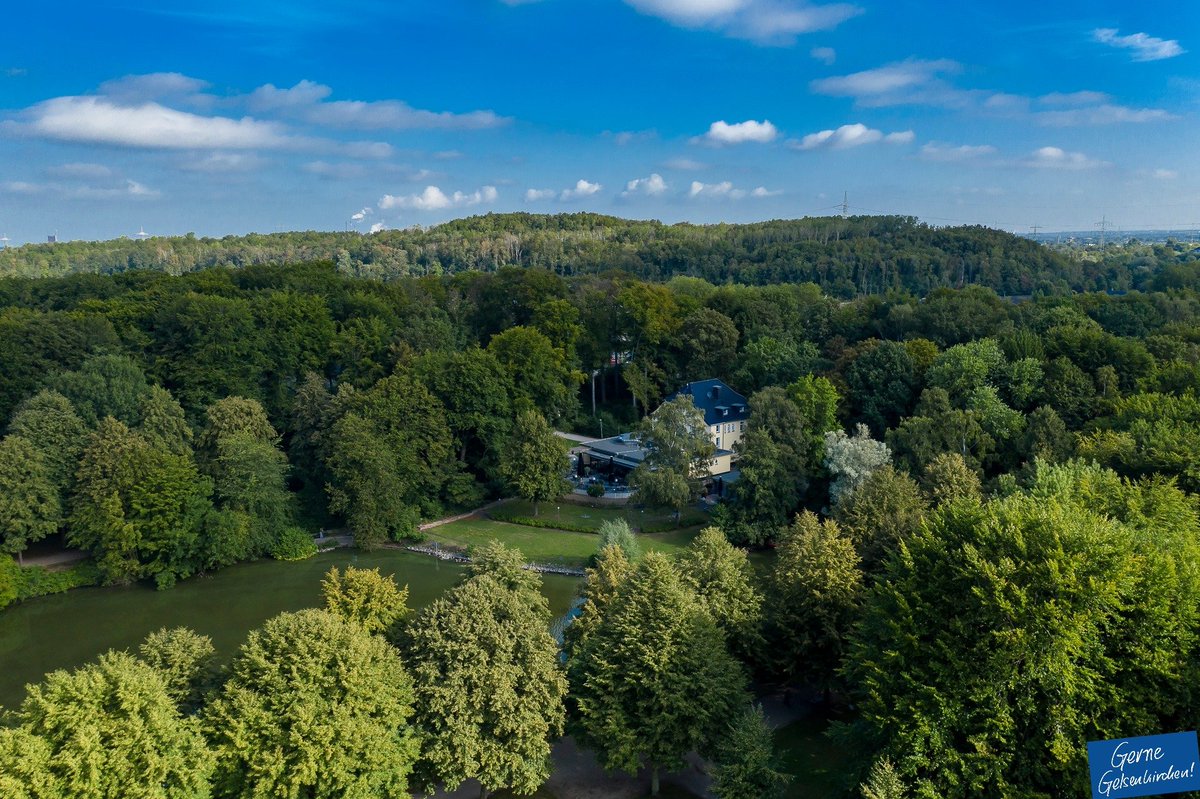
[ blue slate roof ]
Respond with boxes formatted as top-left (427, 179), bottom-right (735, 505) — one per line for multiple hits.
top-left (666, 379), bottom-right (750, 426)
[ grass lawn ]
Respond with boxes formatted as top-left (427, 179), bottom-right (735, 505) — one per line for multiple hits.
top-left (500, 499), bottom-right (709, 531)
top-left (776, 706), bottom-right (857, 799)
top-left (424, 517), bottom-right (702, 568)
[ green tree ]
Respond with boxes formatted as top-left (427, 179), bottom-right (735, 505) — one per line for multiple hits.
top-left (569, 552), bottom-right (747, 796)
top-left (844, 483), bottom-right (1200, 798)
top-left (321, 565), bottom-right (410, 636)
top-left (678, 307), bottom-right (739, 382)
top-left (204, 609), bottom-right (419, 799)
top-left (488, 325), bottom-right (582, 424)
top-left (860, 758), bottom-right (906, 799)
top-left (0, 435), bottom-right (62, 563)
top-left (730, 388), bottom-right (810, 544)
top-left (412, 347), bottom-right (514, 470)
top-left (761, 512), bottom-right (862, 689)
top-left (597, 518), bottom-right (640, 561)
top-left (710, 705), bottom-right (790, 799)
top-left (630, 395), bottom-right (715, 524)
top-left (678, 526), bottom-right (763, 661)
top-left (325, 374), bottom-right (457, 546)
top-left (196, 396), bottom-right (278, 466)
top-left (833, 465), bottom-right (928, 571)
top-left (919, 452), bottom-right (981, 506)
top-left (210, 433), bottom-right (291, 561)
top-left (47, 353), bottom-right (153, 427)
top-left (7, 389), bottom-right (87, 498)
top-left (136, 386), bottom-right (193, 456)
top-left (404, 569), bottom-right (567, 798)
top-left (138, 627), bottom-right (218, 712)
top-left (0, 727), bottom-right (59, 799)
top-left (70, 418), bottom-right (213, 586)
top-left (563, 543), bottom-right (633, 664)
top-left (786, 374), bottom-right (841, 462)
top-left (499, 409), bottom-right (569, 516)
top-left (0, 553), bottom-right (21, 610)
top-left (14, 651), bottom-right (213, 799)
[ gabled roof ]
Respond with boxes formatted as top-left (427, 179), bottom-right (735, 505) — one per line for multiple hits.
top-left (666, 379), bottom-right (750, 426)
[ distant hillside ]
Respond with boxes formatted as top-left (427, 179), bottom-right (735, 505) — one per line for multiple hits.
top-left (0, 213), bottom-right (1121, 296)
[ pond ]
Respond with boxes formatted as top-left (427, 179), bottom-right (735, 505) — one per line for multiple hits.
top-left (0, 549), bottom-right (581, 710)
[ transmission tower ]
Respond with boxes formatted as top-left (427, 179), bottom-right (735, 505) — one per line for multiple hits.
top-left (840, 191), bottom-right (849, 219)
top-left (1095, 215), bottom-right (1111, 247)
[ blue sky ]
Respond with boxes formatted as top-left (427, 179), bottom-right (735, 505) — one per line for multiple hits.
top-left (0, 0), bottom-right (1196, 243)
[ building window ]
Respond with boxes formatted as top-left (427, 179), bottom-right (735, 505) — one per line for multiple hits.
top-left (716, 436), bottom-right (722, 448)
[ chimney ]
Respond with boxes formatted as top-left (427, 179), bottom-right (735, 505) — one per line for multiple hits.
top-left (711, 385), bottom-right (720, 399)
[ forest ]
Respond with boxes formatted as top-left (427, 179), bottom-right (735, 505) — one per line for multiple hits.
top-left (3, 216), bottom-right (1200, 797)
top-left (4, 213), bottom-right (1197, 296)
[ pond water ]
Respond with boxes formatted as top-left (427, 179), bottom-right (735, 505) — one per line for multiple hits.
top-left (0, 549), bottom-right (581, 710)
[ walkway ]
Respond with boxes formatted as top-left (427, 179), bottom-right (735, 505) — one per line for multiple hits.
top-left (554, 430), bottom-right (599, 445)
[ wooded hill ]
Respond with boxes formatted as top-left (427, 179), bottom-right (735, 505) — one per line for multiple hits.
top-left (0, 213), bottom-right (1115, 296)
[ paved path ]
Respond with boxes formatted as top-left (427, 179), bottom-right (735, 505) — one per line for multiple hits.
top-left (418, 498), bottom-right (510, 531)
top-left (19, 549), bottom-right (89, 569)
top-left (555, 431), bottom-right (599, 445)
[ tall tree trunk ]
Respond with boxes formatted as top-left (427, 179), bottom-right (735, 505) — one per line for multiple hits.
top-left (591, 369), bottom-right (597, 416)
top-left (17, 550), bottom-right (23, 567)
top-left (534, 501), bottom-right (540, 517)
top-left (651, 765), bottom-right (660, 796)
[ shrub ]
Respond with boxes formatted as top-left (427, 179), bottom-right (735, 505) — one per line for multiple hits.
top-left (16, 561), bottom-right (102, 601)
top-left (271, 527), bottom-right (318, 561)
top-left (587, 482), bottom-right (606, 498)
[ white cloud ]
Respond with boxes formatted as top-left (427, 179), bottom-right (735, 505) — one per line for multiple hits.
top-left (2, 177), bottom-right (160, 200)
top-left (920, 142), bottom-right (997, 162)
top-left (1093, 28), bottom-right (1185, 62)
top-left (1035, 104), bottom-right (1174, 126)
top-left (663, 157), bottom-right (708, 170)
top-left (1023, 146), bottom-right (1106, 170)
top-left (350, 207), bottom-right (373, 222)
top-left (180, 152), bottom-right (265, 173)
top-left (623, 173), bottom-right (668, 197)
top-left (623, 0), bottom-right (862, 44)
top-left (1038, 90), bottom-right (1110, 106)
top-left (810, 59), bottom-right (968, 107)
top-left (369, 222), bottom-right (386, 233)
top-left (248, 79), bottom-right (507, 131)
top-left (379, 185), bottom-right (498, 211)
top-left (810, 46), bottom-right (836, 64)
top-left (46, 162), bottom-right (113, 179)
top-left (97, 73), bottom-right (212, 105)
top-left (524, 188), bottom-right (557, 202)
top-left (1153, 168), bottom-right (1178, 180)
top-left (697, 119), bottom-right (778, 145)
top-left (688, 180), bottom-right (775, 199)
top-left (10, 96), bottom-right (292, 150)
top-left (789, 122), bottom-right (912, 150)
top-left (560, 179), bottom-right (603, 200)
top-left (304, 161), bottom-right (368, 179)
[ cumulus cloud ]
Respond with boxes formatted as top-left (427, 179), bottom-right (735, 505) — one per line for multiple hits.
top-left (379, 185), bottom-right (498, 211)
top-left (8, 96), bottom-right (292, 150)
top-left (1023, 146), bottom-right (1107, 170)
top-left (623, 173), bottom-right (668, 197)
top-left (524, 188), bottom-right (557, 202)
top-left (369, 222), bottom-right (387, 233)
top-left (350, 207), bottom-right (373, 222)
top-left (919, 142), bottom-right (997, 162)
top-left (248, 79), bottom-right (507, 131)
top-left (623, 0), bottom-right (862, 45)
top-left (696, 119), bottom-right (778, 145)
top-left (789, 123), bottom-right (912, 150)
top-left (1093, 28), bottom-right (1185, 62)
top-left (560, 179), bottom-right (603, 200)
top-left (810, 46), bottom-right (836, 64)
top-left (688, 180), bottom-right (775, 199)
top-left (97, 72), bottom-right (212, 104)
